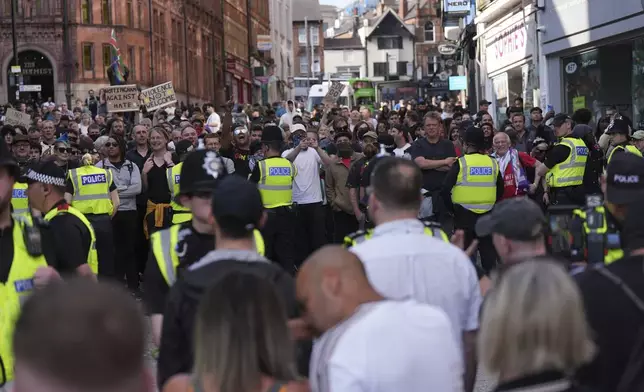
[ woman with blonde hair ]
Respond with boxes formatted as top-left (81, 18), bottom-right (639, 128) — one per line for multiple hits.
top-left (142, 126), bottom-right (176, 237)
top-left (479, 260), bottom-right (596, 391)
top-left (163, 272), bottom-right (308, 392)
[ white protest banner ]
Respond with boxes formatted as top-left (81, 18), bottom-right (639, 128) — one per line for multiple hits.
top-left (105, 84), bottom-right (140, 112)
top-left (323, 81), bottom-right (345, 106)
top-left (5, 108), bottom-right (32, 127)
top-left (141, 81), bottom-right (177, 111)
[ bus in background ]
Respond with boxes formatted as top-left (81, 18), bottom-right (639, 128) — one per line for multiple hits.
top-left (349, 78), bottom-right (376, 111)
top-left (306, 82), bottom-right (354, 112)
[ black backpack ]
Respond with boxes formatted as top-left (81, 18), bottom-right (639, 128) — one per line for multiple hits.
top-left (592, 265), bottom-right (644, 392)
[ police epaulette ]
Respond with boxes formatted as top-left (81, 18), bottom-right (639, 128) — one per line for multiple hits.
top-left (420, 219), bottom-right (442, 229)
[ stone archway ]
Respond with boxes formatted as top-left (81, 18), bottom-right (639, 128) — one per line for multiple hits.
top-left (5, 48), bottom-right (57, 104)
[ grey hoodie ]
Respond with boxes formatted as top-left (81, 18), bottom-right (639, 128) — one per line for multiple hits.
top-left (96, 159), bottom-right (142, 211)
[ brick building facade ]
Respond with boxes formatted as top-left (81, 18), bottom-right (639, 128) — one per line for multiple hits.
top-left (0, 0), bottom-right (223, 107)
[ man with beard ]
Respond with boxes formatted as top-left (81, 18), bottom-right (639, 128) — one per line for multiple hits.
top-left (220, 118), bottom-right (252, 177)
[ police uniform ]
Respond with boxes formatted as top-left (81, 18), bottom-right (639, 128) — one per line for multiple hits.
top-left (607, 143), bottom-right (642, 164)
top-left (166, 162), bottom-right (192, 224)
top-left (605, 118), bottom-right (643, 165)
top-left (572, 206), bottom-right (622, 264)
top-left (67, 164), bottom-right (116, 277)
top-left (10, 182), bottom-right (29, 216)
top-left (441, 126), bottom-right (503, 275)
top-left (144, 150), bottom-right (266, 315)
top-left (545, 136), bottom-right (588, 205)
top-left (344, 219), bottom-right (449, 247)
top-left (0, 153), bottom-right (82, 388)
top-left (249, 125), bottom-right (298, 273)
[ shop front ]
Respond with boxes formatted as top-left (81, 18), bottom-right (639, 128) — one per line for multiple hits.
top-left (481, 7), bottom-right (537, 126)
top-left (541, 0), bottom-right (644, 125)
top-left (226, 57), bottom-right (252, 104)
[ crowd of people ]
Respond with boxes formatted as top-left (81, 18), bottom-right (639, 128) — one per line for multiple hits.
top-left (0, 92), bottom-right (643, 392)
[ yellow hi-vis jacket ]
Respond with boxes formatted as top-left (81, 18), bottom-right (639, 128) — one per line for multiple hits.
top-left (167, 162), bottom-right (192, 224)
top-left (11, 182), bottom-right (29, 216)
top-left (257, 157), bottom-right (296, 208)
top-left (68, 165), bottom-right (114, 215)
top-left (607, 144), bottom-right (643, 164)
top-left (572, 206), bottom-right (623, 264)
top-left (451, 154), bottom-right (499, 214)
top-left (548, 137), bottom-right (587, 188)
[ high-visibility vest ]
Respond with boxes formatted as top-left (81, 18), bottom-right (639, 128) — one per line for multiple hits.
top-left (607, 144), bottom-right (643, 164)
top-left (572, 206), bottom-right (623, 264)
top-left (548, 137), bottom-right (587, 188)
top-left (166, 162), bottom-right (192, 224)
top-left (68, 165), bottom-right (114, 215)
top-left (44, 204), bottom-right (98, 274)
top-left (451, 154), bottom-right (499, 214)
top-left (344, 220), bottom-right (450, 248)
top-left (11, 182), bottom-right (29, 216)
top-left (151, 225), bottom-right (267, 286)
top-left (0, 217), bottom-right (48, 384)
top-left (257, 157), bottom-right (296, 208)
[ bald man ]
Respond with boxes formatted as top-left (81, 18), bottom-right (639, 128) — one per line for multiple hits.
top-left (298, 246), bottom-right (463, 392)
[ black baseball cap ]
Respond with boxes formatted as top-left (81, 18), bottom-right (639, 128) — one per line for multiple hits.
top-left (476, 197), bottom-right (546, 241)
top-left (479, 99), bottom-right (491, 106)
top-left (605, 152), bottom-right (644, 205)
top-left (551, 113), bottom-right (572, 128)
top-left (530, 107), bottom-right (543, 114)
top-left (605, 118), bottom-right (631, 135)
top-left (177, 150), bottom-right (227, 197)
top-left (211, 176), bottom-right (263, 233)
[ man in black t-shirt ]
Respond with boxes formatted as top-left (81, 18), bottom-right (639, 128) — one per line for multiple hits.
top-left (220, 122), bottom-right (252, 177)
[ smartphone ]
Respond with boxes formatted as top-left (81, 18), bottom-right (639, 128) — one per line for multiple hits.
top-left (293, 135), bottom-right (302, 148)
top-left (546, 104), bottom-right (554, 113)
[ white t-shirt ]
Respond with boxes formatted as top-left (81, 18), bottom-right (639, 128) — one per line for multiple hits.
top-left (281, 148), bottom-right (322, 204)
top-left (206, 112), bottom-right (221, 133)
top-left (310, 300), bottom-right (463, 392)
top-left (350, 219), bottom-right (482, 352)
top-left (393, 143), bottom-right (411, 158)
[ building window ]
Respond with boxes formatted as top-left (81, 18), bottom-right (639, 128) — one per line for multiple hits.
top-left (82, 43), bottom-right (94, 71)
top-left (374, 62), bottom-right (387, 77)
top-left (299, 55), bottom-right (309, 74)
top-left (424, 22), bottom-right (435, 42)
top-left (139, 47), bottom-right (145, 81)
top-left (310, 26), bottom-right (319, 46)
top-left (102, 44), bottom-right (111, 77)
top-left (137, 1), bottom-right (143, 28)
top-left (377, 37), bottom-right (402, 50)
top-left (126, 0), bottom-right (133, 27)
top-left (427, 56), bottom-right (438, 75)
top-left (396, 61), bottom-right (408, 76)
top-left (101, 0), bottom-right (111, 24)
top-left (128, 46), bottom-right (136, 81)
top-left (81, 0), bottom-right (91, 23)
top-left (298, 27), bottom-right (306, 46)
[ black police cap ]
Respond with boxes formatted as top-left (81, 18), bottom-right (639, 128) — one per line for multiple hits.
top-left (261, 125), bottom-right (283, 143)
top-left (464, 126), bottom-right (485, 147)
top-left (178, 150), bottom-right (227, 196)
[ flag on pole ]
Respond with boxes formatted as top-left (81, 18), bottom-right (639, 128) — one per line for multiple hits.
top-left (109, 29), bottom-right (126, 85)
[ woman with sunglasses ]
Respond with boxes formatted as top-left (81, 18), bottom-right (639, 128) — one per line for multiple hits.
top-left (52, 140), bottom-right (78, 172)
top-left (96, 135), bottom-right (142, 293)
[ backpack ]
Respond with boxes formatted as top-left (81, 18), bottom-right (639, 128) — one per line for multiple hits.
top-left (592, 265), bottom-right (644, 392)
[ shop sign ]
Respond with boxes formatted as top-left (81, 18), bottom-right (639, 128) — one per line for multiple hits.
top-left (257, 35), bottom-right (272, 52)
top-left (485, 18), bottom-right (531, 73)
top-left (444, 0), bottom-right (470, 13)
top-left (21, 61), bottom-right (53, 76)
top-left (226, 57), bottom-right (251, 81)
top-left (438, 43), bottom-right (458, 56)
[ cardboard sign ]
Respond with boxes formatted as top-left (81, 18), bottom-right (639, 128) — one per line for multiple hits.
top-left (105, 85), bottom-right (140, 112)
top-left (323, 81), bottom-right (345, 106)
top-left (141, 81), bottom-right (177, 111)
top-left (4, 108), bottom-right (32, 127)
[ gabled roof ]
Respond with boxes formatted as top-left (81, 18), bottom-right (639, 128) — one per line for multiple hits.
top-left (293, 0), bottom-right (322, 22)
top-left (366, 8), bottom-right (414, 38)
top-left (324, 35), bottom-right (364, 50)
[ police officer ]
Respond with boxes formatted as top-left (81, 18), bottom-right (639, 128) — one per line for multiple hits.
top-left (344, 157), bottom-right (449, 247)
top-left (605, 118), bottom-right (643, 164)
top-left (11, 179), bottom-right (29, 216)
top-left (572, 153), bottom-right (644, 265)
top-left (157, 175), bottom-right (301, 386)
top-left (249, 125), bottom-right (298, 272)
top-left (441, 126), bottom-right (503, 275)
top-left (536, 113), bottom-right (588, 206)
top-left (166, 140), bottom-right (194, 225)
top-left (64, 153), bottom-right (118, 278)
top-left (144, 150), bottom-right (265, 346)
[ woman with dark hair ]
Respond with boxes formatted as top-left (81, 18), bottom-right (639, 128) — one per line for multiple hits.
top-left (97, 134), bottom-right (142, 293)
top-left (163, 272), bottom-right (308, 392)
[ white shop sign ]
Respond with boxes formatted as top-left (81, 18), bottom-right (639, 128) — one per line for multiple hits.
top-left (485, 15), bottom-right (533, 74)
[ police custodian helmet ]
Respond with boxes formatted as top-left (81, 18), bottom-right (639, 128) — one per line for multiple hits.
top-left (177, 150), bottom-right (228, 196)
top-left (261, 125), bottom-right (284, 143)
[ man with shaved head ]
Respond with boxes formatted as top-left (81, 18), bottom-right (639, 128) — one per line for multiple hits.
top-left (298, 245), bottom-right (463, 392)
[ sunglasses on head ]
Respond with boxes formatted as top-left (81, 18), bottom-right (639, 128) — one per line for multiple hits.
top-left (57, 147), bottom-right (71, 153)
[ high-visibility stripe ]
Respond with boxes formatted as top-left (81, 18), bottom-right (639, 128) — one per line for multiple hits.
top-left (558, 139), bottom-right (585, 170)
top-left (69, 168), bottom-right (110, 201)
top-left (159, 228), bottom-right (176, 285)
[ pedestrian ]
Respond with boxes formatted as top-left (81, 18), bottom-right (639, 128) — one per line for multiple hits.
top-left (157, 176), bottom-right (298, 387)
top-left (64, 152), bottom-right (119, 278)
top-left (605, 118), bottom-right (642, 164)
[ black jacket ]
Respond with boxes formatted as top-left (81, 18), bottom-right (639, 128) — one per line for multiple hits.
top-left (156, 249), bottom-right (302, 388)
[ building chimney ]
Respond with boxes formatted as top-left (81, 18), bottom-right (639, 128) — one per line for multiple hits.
top-left (399, 0), bottom-right (408, 20)
top-left (377, 0), bottom-right (385, 16)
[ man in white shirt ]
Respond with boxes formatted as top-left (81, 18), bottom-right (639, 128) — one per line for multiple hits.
top-left (297, 246), bottom-right (463, 392)
top-left (349, 157), bottom-right (481, 392)
top-left (279, 100), bottom-right (297, 127)
top-left (205, 103), bottom-right (221, 134)
top-left (283, 124), bottom-right (333, 260)
top-left (391, 127), bottom-right (411, 158)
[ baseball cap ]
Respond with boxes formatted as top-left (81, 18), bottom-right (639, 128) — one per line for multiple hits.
top-left (605, 118), bottom-right (631, 135)
top-left (211, 176), bottom-right (263, 233)
top-left (290, 123), bottom-right (306, 134)
top-left (363, 131), bottom-right (378, 140)
top-left (551, 113), bottom-right (572, 128)
top-left (632, 130), bottom-right (644, 140)
top-left (476, 197), bottom-right (546, 241)
top-left (530, 107), bottom-right (543, 114)
top-left (479, 99), bottom-right (491, 106)
top-left (605, 152), bottom-right (644, 205)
